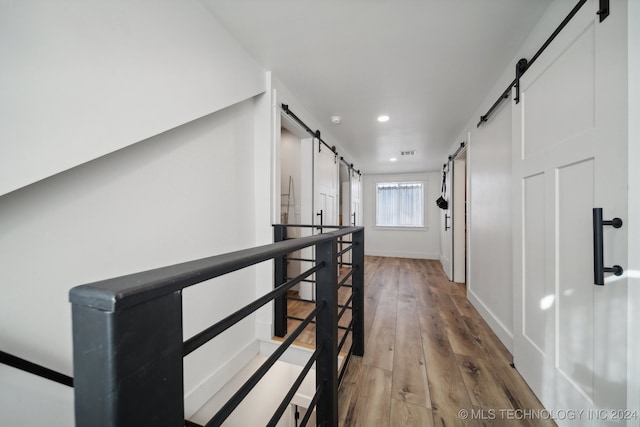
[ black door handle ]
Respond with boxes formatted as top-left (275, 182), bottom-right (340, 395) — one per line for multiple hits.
top-left (592, 208), bottom-right (623, 285)
top-left (316, 209), bottom-right (323, 230)
top-left (445, 214), bottom-right (451, 231)
top-left (352, 212), bottom-right (356, 226)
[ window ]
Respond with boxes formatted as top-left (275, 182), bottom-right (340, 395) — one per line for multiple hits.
top-left (376, 181), bottom-right (424, 227)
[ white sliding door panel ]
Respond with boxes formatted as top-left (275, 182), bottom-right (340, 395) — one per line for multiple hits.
top-left (513, 1), bottom-right (628, 424)
top-left (522, 25), bottom-right (595, 159)
top-left (522, 173), bottom-right (547, 356)
top-left (557, 158), bottom-right (595, 402)
top-left (314, 140), bottom-right (339, 230)
top-left (351, 171), bottom-right (362, 227)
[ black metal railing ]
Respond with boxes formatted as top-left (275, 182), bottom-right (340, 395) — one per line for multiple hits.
top-left (273, 224), bottom-right (364, 390)
top-left (69, 226), bottom-right (364, 427)
top-left (0, 350), bottom-right (74, 388)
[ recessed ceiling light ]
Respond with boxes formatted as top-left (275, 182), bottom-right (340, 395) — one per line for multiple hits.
top-left (377, 115), bottom-right (390, 122)
top-left (330, 115), bottom-right (342, 124)
top-left (390, 157), bottom-right (397, 162)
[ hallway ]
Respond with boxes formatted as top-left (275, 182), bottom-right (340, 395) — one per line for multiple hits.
top-left (337, 256), bottom-right (555, 426)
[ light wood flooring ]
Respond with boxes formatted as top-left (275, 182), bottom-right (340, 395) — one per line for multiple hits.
top-left (332, 256), bottom-right (555, 427)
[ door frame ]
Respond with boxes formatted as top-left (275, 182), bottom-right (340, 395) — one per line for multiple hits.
top-left (451, 148), bottom-right (467, 284)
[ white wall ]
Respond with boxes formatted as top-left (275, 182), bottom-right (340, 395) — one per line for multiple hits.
top-left (466, 103), bottom-right (513, 348)
top-left (0, 3), bottom-right (276, 423)
top-left (0, 0), bottom-right (265, 196)
top-left (0, 366), bottom-right (74, 427)
top-left (627, 0), bottom-right (640, 419)
top-left (364, 172), bottom-right (440, 259)
top-left (0, 98), bottom-right (265, 424)
top-left (441, 0), bottom-right (582, 351)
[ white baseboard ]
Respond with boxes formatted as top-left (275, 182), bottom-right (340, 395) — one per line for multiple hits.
top-left (467, 289), bottom-right (513, 354)
top-left (183, 340), bottom-right (259, 418)
top-left (259, 339), bottom-right (315, 367)
top-left (365, 249), bottom-right (439, 260)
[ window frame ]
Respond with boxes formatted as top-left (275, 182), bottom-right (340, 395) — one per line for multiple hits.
top-left (374, 180), bottom-right (426, 230)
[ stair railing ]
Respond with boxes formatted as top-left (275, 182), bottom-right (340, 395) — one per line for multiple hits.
top-left (69, 226), bottom-right (364, 427)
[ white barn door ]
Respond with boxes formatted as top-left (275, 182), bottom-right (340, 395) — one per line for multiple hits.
top-left (314, 139), bottom-right (339, 230)
top-left (300, 138), bottom-right (339, 300)
top-left (513, 2), bottom-right (628, 424)
top-left (350, 170), bottom-right (362, 227)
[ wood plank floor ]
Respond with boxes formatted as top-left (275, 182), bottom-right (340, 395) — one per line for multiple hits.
top-left (336, 256), bottom-right (556, 427)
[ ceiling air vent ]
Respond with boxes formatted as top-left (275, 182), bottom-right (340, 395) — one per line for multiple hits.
top-left (400, 150), bottom-right (416, 156)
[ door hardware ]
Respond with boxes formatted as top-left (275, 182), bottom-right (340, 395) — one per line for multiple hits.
top-left (592, 208), bottom-right (623, 285)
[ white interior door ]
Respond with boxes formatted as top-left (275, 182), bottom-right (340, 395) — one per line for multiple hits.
top-left (300, 138), bottom-right (338, 300)
top-left (350, 171), bottom-right (362, 227)
top-left (314, 139), bottom-right (339, 230)
top-left (513, 2), bottom-right (628, 424)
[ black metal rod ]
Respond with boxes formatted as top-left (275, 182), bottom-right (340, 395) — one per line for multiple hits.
top-left (339, 156), bottom-right (362, 176)
top-left (0, 350), bottom-right (73, 388)
top-left (287, 315), bottom-right (316, 324)
top-left (337, 294), bottom-right (355, 323)
top-left (337, 245), bottom-right (353, 257)
top-left (338, 346), bottom-right (354, 386)
top-left (273, 223), bottom-right (349, 229)
top-left (300, 382), bottom-right (324, 427)
top-left (527, 0), bottom-right (588, 72)
top-left (266, 344), bottom-right (323, 427)
top-left (338, 267), bottom-right (356, 289)
top-left (448, 142), bottom-right (467, 161)
top-left (184, 263), bottom-right (324, 356)
top-left (477, 83), bottom-right (514, 127)
top-left (337, 318), bottom-right (355, 355)
top-left (337, 240), bottom-right (353, 244)
top-left (282, 104), bottom-right (337, 156)
top-left (286, 278), bottom-right (316, 284)
top-left (285, 257), bottom-right (316, 263)
top-left (205, 303), bottom-right (325, 427)
top-left (285, 296), bottom-right (315, 304)
top-left (477, 0), bottom-right (588, 127)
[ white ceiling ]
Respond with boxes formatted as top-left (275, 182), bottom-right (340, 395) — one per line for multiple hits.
top-left (203, 0), bottom-right (552, 174)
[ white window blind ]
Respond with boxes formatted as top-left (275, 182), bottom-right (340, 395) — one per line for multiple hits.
top-left (376, 181), bottom-right (424, 227)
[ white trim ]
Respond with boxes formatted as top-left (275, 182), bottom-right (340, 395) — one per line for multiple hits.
top-left (467, 289), bottom-right (514, 353)
top-left (183, 340), bottom-right (260, 418)
top-left (366, 249), bottom-right (439, 260)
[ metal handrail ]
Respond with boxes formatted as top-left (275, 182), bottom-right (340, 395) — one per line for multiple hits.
top-left (70, 227), bottom-right (361, 311)
top-left (69, 225), bottom-right (365, 427)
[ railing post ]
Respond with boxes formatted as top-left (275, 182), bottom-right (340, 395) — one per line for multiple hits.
top-left (69, 290), bottom-right (184, 427)
top-left (274, 225), bottom-right (288, 337)
top-left (352, 228), bottom-right (365, 356)
top-left (315, 237), bottom-right (338, 427)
